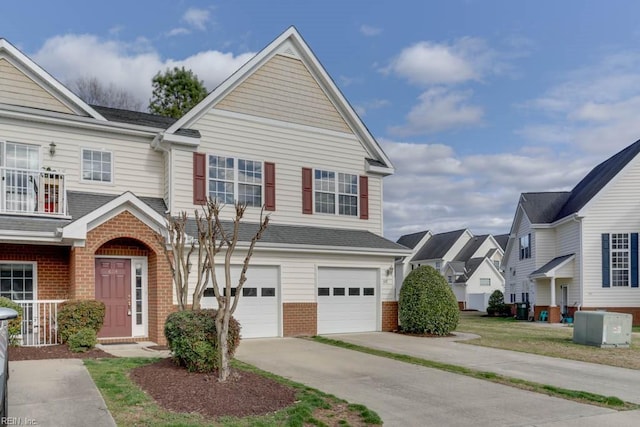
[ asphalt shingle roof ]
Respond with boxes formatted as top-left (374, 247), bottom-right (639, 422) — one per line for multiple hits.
top-left (493, 234), bottom-right (509, 250)
top-left (91, 105), bottom-right (201, 138)
top-left (455, 235), bottom-right (489, 262)
top-left (520, 192), bottom-right (571, 224)
top-left (411, 229), bottom-right (466, 262)
top-left (396, 230), bottom-right (429, 249)
top-left (530, 254), bottom-right (575, 276)
top-left (66, 191), bottom-right (167, 219)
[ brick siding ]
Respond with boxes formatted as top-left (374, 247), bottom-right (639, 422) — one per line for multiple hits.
top-left (283, 302), bottom-right (317, 336)
top-left (381, 301), bottom-right (398, 331)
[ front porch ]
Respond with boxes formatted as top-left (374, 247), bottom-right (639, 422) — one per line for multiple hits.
top-left (529, 254), bottom-right (576, 323)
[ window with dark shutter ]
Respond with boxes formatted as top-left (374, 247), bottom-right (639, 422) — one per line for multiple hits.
top-left (302, 167), bottom-right (313, 214)
top-left (602, 233), bottom-right (610, 288)
top-left (193, 152), bottom-right (207, 205)
top-left (359, 175), bottom-right (369, 220)
top-left (264, 162), bottom-right (276, 211)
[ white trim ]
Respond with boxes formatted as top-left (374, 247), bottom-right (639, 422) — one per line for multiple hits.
top-left (0, 260), bottom-right (37, 301)
top-left (161, 132), bottom-right (200, 147)
top-left (207, 153), bottom-right (264, 208)
top-left (529, 254), bottom-right (576, 279)
top-left (80, 147), bottom-right (114, 185)
top-left (0, 39), bottom-right (105, 120)
top-left (164, 27), bottom-right (394, 172)
top-left (312, 168), bottom-right (359, 217)
top-left (62, 191), bottom-right (166, 240)
top-left (245, 242), bottom-right (411, 257)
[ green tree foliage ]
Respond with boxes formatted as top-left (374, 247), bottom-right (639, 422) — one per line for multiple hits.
top-left (148, 67), bottom-right (207, 118)
top-left (487, 289), bottom-right (511, 317)
top-left (0, 297), bottom-right (23, 345)
top-left (399, 266), bottom-right (460, 335)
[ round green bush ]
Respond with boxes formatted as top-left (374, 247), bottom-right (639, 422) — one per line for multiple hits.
top-left (0, 297), bottom-right (23, 346)
top-left (487, 290), bottom-right (511, 316)
top-left (164, 309), bottom-right (241, 373)
top-left (67, 327), bottom-right (97, 353)
top-left (58, 300), bottom-right (106, 343)
top-left (399, 266), bottom-right (460, 335)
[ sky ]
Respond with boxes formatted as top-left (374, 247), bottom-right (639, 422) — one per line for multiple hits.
top-left (3, 1), bottom-right (640, 241)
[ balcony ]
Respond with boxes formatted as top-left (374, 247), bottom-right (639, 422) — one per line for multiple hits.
top-left (0, 167), bottom-right (66, 216)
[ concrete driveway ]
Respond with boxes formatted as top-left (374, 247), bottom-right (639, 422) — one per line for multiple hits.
top-left (236, 338), bottom-right (639, 426)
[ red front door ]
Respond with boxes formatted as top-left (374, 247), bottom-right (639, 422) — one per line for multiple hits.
top-left (95, 258), bottom-right (131, 338)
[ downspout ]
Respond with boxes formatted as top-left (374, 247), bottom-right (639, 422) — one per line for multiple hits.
top-left (573, 214), bottom-right (584, 312)
top-left (151, 133), bottom-right (172, 214)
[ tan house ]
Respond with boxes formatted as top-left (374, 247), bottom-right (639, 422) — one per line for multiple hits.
top-left (0, 27), bottom-right (409, 345)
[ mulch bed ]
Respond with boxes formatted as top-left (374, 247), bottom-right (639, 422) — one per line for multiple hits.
top-left (9, 344), bottom-right (115, 361)
top-left (130, 358), bottom-right (297, 419)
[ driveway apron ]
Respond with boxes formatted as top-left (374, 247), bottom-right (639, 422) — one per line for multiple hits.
top-left (236, 338), bottom-right (615, 427)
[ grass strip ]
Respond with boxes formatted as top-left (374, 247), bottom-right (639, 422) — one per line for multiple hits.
top-left (85, 357), bottom-right (382, 426)
top-left (311, 336), bottom-right (639, 411)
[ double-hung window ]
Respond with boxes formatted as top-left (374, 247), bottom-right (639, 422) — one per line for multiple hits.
top-left (82, 149), bottom-right (112, 183)
top-left (314, 169), bottom-right (358, 216)
top-left (0, 263), bottom-right (34, 301)
top-left (519, 233), bottom-right (531, 260)
top-left (611, 233), bottom-right (630, 287)
top-left (209, 155), bottom-right (262, 207)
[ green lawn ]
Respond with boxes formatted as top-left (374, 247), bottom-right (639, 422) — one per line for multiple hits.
top-left (85, 357), bottom-right (382, 426)
top-left (455, 313), bottom-right (640, 369)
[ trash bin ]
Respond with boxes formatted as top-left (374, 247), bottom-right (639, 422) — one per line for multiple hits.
top-left (516, 303), bottom-right (528, 320)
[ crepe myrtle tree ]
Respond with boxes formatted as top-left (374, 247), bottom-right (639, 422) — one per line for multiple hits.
top-left (159, 200), bottom-right (269, 381)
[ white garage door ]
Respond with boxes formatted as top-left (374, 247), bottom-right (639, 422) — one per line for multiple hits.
top-left (202, 265), bottom-right (279, 338)
top-left (317, 267), bottom-right (378, 334)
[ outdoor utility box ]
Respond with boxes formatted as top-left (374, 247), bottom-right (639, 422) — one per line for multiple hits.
top-left (573, 311), bottom-right (632, 348)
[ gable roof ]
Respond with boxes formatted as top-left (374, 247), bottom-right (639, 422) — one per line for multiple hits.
top-left (91, 105), bottom-right (200, 137)
top-left (164, 26), bottom-right (394, 173)
top-left (493, 234), bottom-right (509, 250)
top-left (516, 138), bottom-right (640, 225)
top-left (411, 229), bottom-right (466, 262)
top-left (396, 230), bottom-right (429, 249)
top-left (530, 254), bottom-right (575, 278)
top-left (455, 234), bottom-right (490, 262)
top-left (0, 38), bottom-right (105, 120)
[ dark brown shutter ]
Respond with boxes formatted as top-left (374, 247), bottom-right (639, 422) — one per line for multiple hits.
top-left (193, 152), bottom-right (207, 205)
top-left (302, 167), bottom-right (313, 214)
top-left (359, 175), bottom-right (369, 220)
top-left (264, 162), bottom-right (276, 211)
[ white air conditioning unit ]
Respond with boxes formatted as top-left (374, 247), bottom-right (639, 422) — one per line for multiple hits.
top-left (573, 311), bottom-right (632, 348)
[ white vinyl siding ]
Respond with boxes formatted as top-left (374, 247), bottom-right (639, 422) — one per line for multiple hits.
top-left (171, 111), bottom-right (383, 233)
top-left (0, 117), bottom-right (164, 198)
top-left (581, 153), bottom-right (640, 307)
top-left (216, 53), bottom-right (351, 134)
top-left (0, 58), bottom-right (74, 114)
top-left (504, 214), bottom-right (536, 303)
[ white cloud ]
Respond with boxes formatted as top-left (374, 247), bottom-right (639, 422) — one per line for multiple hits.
top-left (390, 87), bottom-right (483, 135)
top-left (360, 25), bottom-right (382, 37)
top-left (380, 139), bottom-right (594, 240)
top-left (182, 7), bottom-right (211, 31)
top-left (521, 51), bottom-right (640, 155)
top-left (354, 98), bottom-right (390, 117)
top-left (383, 37), bottom-right (503, 86)
top-left (167, 28), bottom-right (190, 37)
top-left (32, 34), bottom-right (254, 108)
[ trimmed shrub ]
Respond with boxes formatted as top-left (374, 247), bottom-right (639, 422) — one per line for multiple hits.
top-left (58, 300), bottom-right (106, 343)
top-left (164, 309), bottom-right (241, 373)
top-left (487, 290), bottom-right (511, 317)
top-left (0, 297), bottom-right (23, 346)
top-left (67, 327), bottom-right (97, 352)
top-left (399, 266), bottom-right (460, 335)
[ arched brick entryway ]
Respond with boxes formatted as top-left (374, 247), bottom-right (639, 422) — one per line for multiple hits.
top-left (69, 210), bottom-right (172, 344)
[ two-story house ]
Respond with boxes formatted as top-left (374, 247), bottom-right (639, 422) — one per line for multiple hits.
top-left (503, 139), bottom-right (640, 324)
top-left (395, 229), bottom-right (507, 311)
top-left (0, 27), bottom-right (409, 345)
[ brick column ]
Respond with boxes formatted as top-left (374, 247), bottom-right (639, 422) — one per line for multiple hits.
top-left (283, 303), bottom-right (317, 336)
top-left (381, 301), bottom-right (398, 331)
top-left (548, 306), bottom-right (561, 323)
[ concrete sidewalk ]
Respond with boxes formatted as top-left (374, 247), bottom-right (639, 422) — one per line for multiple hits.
top-left (329, 331), bottom-right (640, 404)
top-left (237, 338), bottom-right (640, 427)
top-left (8, 359), bottom-right (116, 427)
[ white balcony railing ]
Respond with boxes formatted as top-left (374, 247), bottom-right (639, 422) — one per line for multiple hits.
top-left (15, 299), bottom-right (65, 347)
top-left (0, 167), bottom-right (66, 216)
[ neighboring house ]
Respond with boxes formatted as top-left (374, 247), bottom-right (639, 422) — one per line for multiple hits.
top-left (0, 27), bottom-right (409, 345)
top-left (395, 229), bottom-right (507, 311)
top-left (503, 139), bottom-right (640, 325)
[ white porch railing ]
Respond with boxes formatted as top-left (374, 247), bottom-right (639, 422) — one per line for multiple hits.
top-left (0, 167), bottom-right (66, 216)
top-left (15, 300), bottom-right (65, 347)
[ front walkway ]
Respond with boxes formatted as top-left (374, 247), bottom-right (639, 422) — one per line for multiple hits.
top-left (236, 338), bottom-right (635, 426)
top-left (329, 331), bottom-right (640, 405)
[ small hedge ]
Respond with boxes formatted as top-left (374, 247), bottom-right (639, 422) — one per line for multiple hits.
top-left (67, 327), bottom-right (97, 352)
top-left (58, 300), bottom-right (105, 343)
top-left (487, 290), bottom-right (512, 317)
top-left (0, 297), bottom-right (23, 346)
top-left (164, 309), bottom-right (241, 373)
top-left (399, 266), bottom-right (460, 335)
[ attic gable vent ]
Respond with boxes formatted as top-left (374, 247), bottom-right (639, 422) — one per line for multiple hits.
top-left (281, 47), bottom-right (297, 57)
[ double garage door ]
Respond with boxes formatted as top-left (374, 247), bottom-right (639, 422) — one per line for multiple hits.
top-left (202, 265), bottom-right (279, 338)
top-left (317, 267), bottom-right (378, 334)
top-left (202, 266), bottom-right (379, 337)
